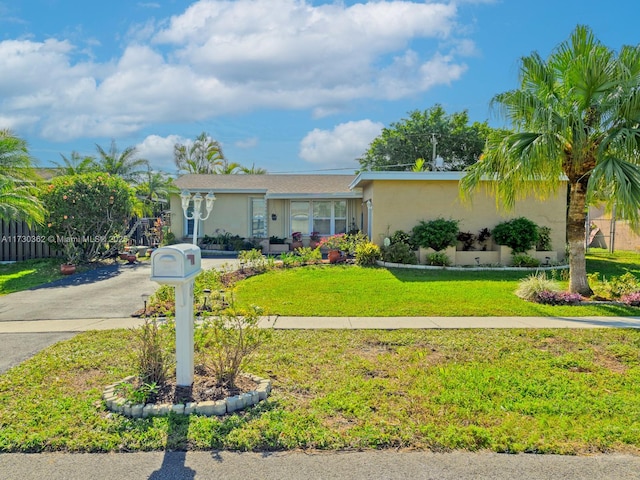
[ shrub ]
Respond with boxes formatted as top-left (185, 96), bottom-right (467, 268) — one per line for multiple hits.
top-left (515, 272), bottom-right (560, 302)
top-left (457, 231), bottom-right (476, 251)
top-left (238, 248), bottom-right (269, 272)
top-left (426, 251), bottom-right (451, 266)
top-left (621, 291), bottom-right (640, 306)
top-left (294, 246), bottom-right (322, 264)
top-left (512, 253), bottom-right (540, 267)
top-left (389, 230), bottom-right (416, 248)
top-left (411, 218), bottom-right (459, 251)
top-left (194, 300), bottom-right (270, 386)
top-left (382, 242), bottom-right (418, 264)
top-left (343, 231), bottom-right (369, 255)
top-left (536, 226), bottom-right (553, 251)
top-left (588, 272), bottom-right (640, 299)
top-left (279, 251), bottom-right (300, 268)
top-left (134, 318), bottom-right (172, 385)
top-left (354, 242), bottom-right (381, 266)
top-left (536, 291), bottom-right (583, 305)
top-left (492, 217), bottom-right (539, 253)
top-left (39, 172), bottom-right (137, 263)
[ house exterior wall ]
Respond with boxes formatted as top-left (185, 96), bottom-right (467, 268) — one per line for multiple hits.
top-left (363, 179), bottom-right (567, 259)
top-left (170, 195), bottom-right (362, 241)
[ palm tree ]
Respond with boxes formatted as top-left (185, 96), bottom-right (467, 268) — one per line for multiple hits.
top-left (217, 159), bottom-right (243, 175)
top-left (174, 132), bottom-right (225, 174)
top-left (461, 26), bottom-right (640, 295)
top-left (240, 163), bottom-right (267, 174)
top-left (95, 140), bottom-right (149, 183)
top-left (53, 151), bottom-right (97, 176)
top-left (0, 129), bottom-right (44, 225)
top-left (136, 166), bottom-right (179, 217)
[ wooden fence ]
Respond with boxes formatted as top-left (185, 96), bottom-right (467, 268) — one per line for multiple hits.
top-left (0, 219), bottom-right (61, 262)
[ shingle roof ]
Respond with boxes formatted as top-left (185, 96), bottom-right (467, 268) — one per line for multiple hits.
top-left (174, 174), bottom-right (361, 198)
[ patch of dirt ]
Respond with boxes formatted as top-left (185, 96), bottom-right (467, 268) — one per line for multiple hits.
top-left (126, 369), bottom-right (258, 404)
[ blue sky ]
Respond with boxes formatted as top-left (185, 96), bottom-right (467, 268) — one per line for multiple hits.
top-left (1, 0), bottom-right (638, 175)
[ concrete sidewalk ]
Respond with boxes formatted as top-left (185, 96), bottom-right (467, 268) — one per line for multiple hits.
top-left (0, 315), bottom-right (638, 333)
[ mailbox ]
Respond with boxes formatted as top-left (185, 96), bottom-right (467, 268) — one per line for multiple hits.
top-left (150, 244), bottom-right (202, 285)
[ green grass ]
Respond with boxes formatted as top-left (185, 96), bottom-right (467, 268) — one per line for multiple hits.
top-left (0, 258), bottom-right (64, 295)
top-left (1, 328), bottom-right (639, 453)
top-left (233, 263), bottom-right (639, 317)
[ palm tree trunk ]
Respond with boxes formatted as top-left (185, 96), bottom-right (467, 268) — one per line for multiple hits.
top-left (567, 181), bottom-right (593, 295)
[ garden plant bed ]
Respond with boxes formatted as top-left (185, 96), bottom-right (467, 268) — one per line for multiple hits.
top-left (104, 371), bottom-right (272, 418)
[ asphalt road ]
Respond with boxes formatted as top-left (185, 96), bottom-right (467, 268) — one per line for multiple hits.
top-left (0, 450), bottom-right (639, 480)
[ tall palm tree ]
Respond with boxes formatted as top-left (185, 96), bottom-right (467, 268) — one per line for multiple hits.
top-left (53, 151), bottom-right (97, 176)
top-left (0, 129), bottom-right (44, 225)
top-left (95, 140), bottom-right (149, 183)
top-left (174, 132), bottom-right (225, 174)
top-left (461, 26), bottom-right (640, 295)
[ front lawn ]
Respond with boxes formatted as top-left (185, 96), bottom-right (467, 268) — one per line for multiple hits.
top-left (233, 264), bottom-right (639, 317)
top-left (1, 328), bottom-right (639, 453)
top-left (0, 258), bottom-right (64, 295)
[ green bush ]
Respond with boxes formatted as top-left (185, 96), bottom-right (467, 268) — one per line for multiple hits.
top-left (536, 226), bottom-right (553, 251)
top-left (194, 301), bottom-right (270, 386)
top-left (133, 318), bottom-right (172, 386)
top-left (382, 242), bottom-right (418, 264)
top-left (411, 218), bottom-right (459, 251)
top-left (492, 217), bottom-right (539, 253)
top-left (354, 242), bottom-right (381, 266)
top-left (426, 251), bottom-right (451, 266)
top-left (512, 253), bottom-right (540, 267)
top-left (343, 231), bottom-right (369, 255)
top-left (588, 272), bottom-right (640, 299)
top-left (39, 172), bottom-right (137, 263)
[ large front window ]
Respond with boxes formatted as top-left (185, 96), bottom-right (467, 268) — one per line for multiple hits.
top-left (290, 200), bottom-right (347, 236)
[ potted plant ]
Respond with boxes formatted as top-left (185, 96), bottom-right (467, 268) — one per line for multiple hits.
top-left (309, 231), bottom-right (321, 249)
top-left (318, 234), bottom-right (346, 263)
top-left (291, 231), bottom-right (303, 250)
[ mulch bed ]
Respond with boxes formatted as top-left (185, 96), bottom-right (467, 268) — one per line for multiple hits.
top-left (127, 368), bottom-right (258, 404)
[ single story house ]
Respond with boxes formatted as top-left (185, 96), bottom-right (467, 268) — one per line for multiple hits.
top-left (171, 172), bottom-right (568, 264)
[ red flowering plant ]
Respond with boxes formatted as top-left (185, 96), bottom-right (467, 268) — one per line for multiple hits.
top-left (318, 233), bottom-right (346, 250)
top-left (291, 231), bottom-right (302, 242)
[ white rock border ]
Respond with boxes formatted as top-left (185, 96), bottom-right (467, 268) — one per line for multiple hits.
top-left (102, 373), bottom-right (272, 418)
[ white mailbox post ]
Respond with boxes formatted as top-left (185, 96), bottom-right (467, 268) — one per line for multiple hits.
top-left (150, 244), bottom-right (202, 387)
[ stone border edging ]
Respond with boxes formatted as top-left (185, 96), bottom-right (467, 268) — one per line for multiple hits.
top-left (102, 373), bottom-right (272, 418)
top-left (375, 260), bottom-right (570, 271)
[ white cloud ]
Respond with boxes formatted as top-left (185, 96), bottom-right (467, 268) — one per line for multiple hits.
top-left (235, 137), bottom-right (258, 149)
top-left (299, 119), bottom-right (384, 170)
top-left (136, 134), bottom-right (185, 171)
top-left (0, 0), bottom-right (478, 142)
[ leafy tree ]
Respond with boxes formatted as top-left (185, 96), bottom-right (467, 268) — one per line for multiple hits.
top-left (39, 172), bottom-right (137, 263)
top-left (461, 26), bottom-right (640, 295)
top-left (53, 151), bottom-right (97, 176)
top-left (95, 140), bottom-right (149, 183)
top-left (359, 105), bottom-right (492, 171)
top-left (174, 132), bottom-right (225, 174)
top-left (0, 129), bottom-right (44, 225)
